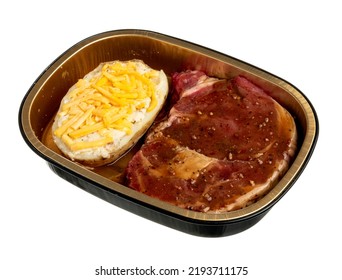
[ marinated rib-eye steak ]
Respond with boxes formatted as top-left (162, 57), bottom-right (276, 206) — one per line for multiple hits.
top-left (126, 71), bottom-right (297, 213)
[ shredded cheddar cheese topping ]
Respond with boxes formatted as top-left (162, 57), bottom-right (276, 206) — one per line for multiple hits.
top-left (54, 61), bottom-right (159, 151)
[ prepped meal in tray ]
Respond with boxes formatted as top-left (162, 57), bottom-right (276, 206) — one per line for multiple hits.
top-left (51, 59), bottom-right (297, 213)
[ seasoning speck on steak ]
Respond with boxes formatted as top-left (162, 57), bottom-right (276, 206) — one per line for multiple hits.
top-left (126, 71), bottom-right (297, 213)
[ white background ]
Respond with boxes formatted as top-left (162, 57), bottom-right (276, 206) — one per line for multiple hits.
top-left (2, 0), bottom-right (340, 279)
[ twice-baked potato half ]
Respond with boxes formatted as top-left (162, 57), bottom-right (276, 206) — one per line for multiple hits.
top-left (52, 59), bottom-right (168, 167)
